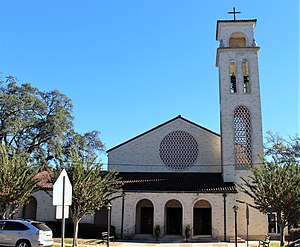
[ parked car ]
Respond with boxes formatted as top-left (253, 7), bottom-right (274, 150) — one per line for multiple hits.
top-left (285, 239), bottom-right (300, 247)
top-left (0, 220), bottom-right (53, 247)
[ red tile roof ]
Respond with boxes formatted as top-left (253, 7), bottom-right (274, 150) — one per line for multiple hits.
top-left (118, 172), bottom-right (237, 193)
top-left (35, 171), bottom-right (53, 189)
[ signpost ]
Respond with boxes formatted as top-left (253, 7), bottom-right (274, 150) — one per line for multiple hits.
top-left (246, 204), bottom-right (249, 247)
top-left (53, 169), bottom-right (72, 247)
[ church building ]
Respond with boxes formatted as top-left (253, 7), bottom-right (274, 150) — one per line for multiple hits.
top-left (107, 16), bottom-right (268, 241)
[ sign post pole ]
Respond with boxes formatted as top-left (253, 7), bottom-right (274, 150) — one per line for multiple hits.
top-left (53, 169), bottom-right (72, 247)
top-left (61, 176), bottom-right (65, 247)
top-left (246, 204), bottom-right (249, 247)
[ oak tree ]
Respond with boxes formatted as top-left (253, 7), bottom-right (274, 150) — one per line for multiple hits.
top-left (0, 76), bottom-right (73, 168)
top-left (239, 133), bottom-right (300, 246)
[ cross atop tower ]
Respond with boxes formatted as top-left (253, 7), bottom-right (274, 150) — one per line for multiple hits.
top-left (228, 7), bottom-right (241, 21)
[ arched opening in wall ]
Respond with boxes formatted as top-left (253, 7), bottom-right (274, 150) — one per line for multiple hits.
top-left (229, 32), bottom-right (246, 47)
top-left (165, 199), bottom-right (182, 235)
top-left (234, 106), bottom-right (252, 168)
top-left (243, 60), bottom-right (250, 93)
top-left (230, 61), bottom-right (237, 93)
top-left (135, 199), bottom-right (154, 234)
top-left (94, 207), bottom-right (108, 228)
top-left (193, 200), bottom-right (212, 235)
top-left (22, 197), bottom-right (37, 220)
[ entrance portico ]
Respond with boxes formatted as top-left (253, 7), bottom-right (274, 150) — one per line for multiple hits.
top-left (110, 172), bottom-right (237, 240)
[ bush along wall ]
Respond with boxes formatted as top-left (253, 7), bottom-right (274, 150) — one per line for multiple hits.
top-left (44, 221), bottom-right (115, 239)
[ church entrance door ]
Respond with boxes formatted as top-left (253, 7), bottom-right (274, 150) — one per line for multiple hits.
top-left (136, 199), bottom-right (154, 234)
top-left (140, 207), bottom-right (154, 234)
top-left (166, 208), bottom-right (182, 234)
top-left (165, 199), bottom-right (183, 235)
top-left (193, 200), bottom-right (212, 235)
top-left (193, 208), bottom-right (211, 235)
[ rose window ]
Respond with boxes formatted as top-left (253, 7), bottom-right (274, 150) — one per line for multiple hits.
top-left (159, 131), bottom-right (198, 170)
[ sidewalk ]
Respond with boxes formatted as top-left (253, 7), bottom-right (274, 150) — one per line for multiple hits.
top-left (106, 241), bottom-right (262, 247)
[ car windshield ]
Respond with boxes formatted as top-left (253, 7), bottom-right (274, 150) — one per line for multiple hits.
top-left (31, 222), bottom-right (51, 231)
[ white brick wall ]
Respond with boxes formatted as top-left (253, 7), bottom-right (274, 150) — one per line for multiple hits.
top-left (15, 190), bottom-right (94, 224)
top-left (216, 21), bottom-right (263, 183)
top-left (216, 21), bottom-right (256, 48)
top-left (108, 118), bottom-right (221, 173)
top-left (110, 191), bottom-right (267, 240)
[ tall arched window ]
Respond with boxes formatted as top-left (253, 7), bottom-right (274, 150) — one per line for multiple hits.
top-left (230, 61), bottom-right (237, 93)
top-left (234, 106), bottom-right (252, 168)
top-left (243, 60), bottom-right (250, 93)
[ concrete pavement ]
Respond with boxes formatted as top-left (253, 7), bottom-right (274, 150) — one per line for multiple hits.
top-left (106, 241), bottom-right (265, 247)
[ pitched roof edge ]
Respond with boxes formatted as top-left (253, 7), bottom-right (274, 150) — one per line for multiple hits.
top-left (107, 115), bottom-right (220, 153)
top-left (122, 189), bottom-right (237, 193)
top-left (217, 19), bottom-right (257, 23)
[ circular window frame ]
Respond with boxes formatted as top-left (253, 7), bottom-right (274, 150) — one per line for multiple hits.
top-left (159, 131), bottom-right (198, 170)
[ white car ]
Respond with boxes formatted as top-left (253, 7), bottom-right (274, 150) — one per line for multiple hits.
top-left (0, 220), bottom-right (53, 247)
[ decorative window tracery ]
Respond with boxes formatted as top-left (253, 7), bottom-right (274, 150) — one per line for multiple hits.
top-left (159, 131), bottom-right (198, 170)
top-left (234, 106), bottom-right (252, 168)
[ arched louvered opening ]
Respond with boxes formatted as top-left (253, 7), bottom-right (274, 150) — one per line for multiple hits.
top-left (230, 61), bottom-right (237, 93)
top-left (243, 60), bottom-right (250, 93)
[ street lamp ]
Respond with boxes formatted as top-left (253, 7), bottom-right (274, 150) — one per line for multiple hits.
top-left (246, 204), bottom-right (249, 247)
top-left (236, 200), bottom-right (251, 247)
top-left (223, 193), bottom-right (227, 242)
top-left (233, 205), bottom-right (238, 247)
top-left (107, 203), bottom-right (112, 247)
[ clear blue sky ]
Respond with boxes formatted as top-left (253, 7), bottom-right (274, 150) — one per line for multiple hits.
top-left (0, 1), bottom-right (298, 163)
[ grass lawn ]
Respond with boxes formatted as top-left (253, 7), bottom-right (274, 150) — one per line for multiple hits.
top-left (53, 238), bottom-right (284, 247)
top-left (270, 242), bottom-right (280, 247)
top-left (53, 238), bottom-right (104, 246)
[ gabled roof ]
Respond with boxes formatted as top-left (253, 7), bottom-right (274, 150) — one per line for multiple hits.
top-left (118, 172), bottom-right (236, 193)
top-left (107, 115), bottom-right (220, 153)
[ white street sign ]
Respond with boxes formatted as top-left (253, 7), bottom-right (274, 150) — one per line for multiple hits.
top-left (53, 169), bottom-right (72, 206)
top-left (56, 206), bottom-right (69, 219)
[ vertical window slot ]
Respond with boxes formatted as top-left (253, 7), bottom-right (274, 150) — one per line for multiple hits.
top-left (230, 61), bottom-right (237, 93)
top-left (243, 60), bottom-right (250, 93)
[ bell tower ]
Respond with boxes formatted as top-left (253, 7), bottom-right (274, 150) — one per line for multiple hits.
top-left (216, 15), bottom-right (263, 182)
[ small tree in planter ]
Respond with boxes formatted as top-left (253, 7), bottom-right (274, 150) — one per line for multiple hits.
top-left (185, 224), bottom-right (191, 242)
top-left (154, 224), bottom-right (160, 242)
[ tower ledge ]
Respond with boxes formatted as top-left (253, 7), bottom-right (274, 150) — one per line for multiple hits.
top-left (216, 19), bottom-right (257, 40)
